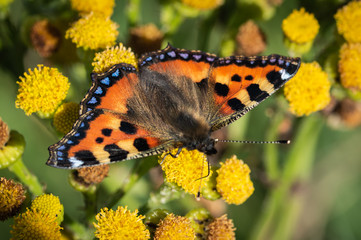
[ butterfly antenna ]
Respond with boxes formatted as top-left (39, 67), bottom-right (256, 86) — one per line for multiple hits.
top-left (215, 139), bottom-right (291, 144)
top-left (196, 154), bottom-right (211, 200)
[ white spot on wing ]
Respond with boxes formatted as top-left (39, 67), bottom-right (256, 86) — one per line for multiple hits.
top-left (69, 157), bottom-right (83, 168)
top-left (280, 69), bottom-right (292, 80)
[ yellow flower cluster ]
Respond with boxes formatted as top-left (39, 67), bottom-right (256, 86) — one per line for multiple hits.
top-left (15, 65), bottom-right (70, 117)
top-left (335, 1), bottom-right (361, 43)
top-left (160, 149), bottom-right (212, 196)
top-left (94, 206), bottom-right (150, 240)
top-left (92, 43), bottom-right (138, 73)
top-left (207, 215), bottom-right (236, 240)
top-left (284, 62), bottom-right (331, 116)
top-left (11, 208), bottom-right (62, 240)
top-left (31, 194), bottom-right (64, 224)
top-left (154, 213), bottom-right (195, 240)
top-left (181, 0), bottom-right (224, 10)
top-left (338, 43), bottom-right (361, 92)
top-left (70, 0), bottom-right (115, 17)
top-left (53, 102), bottom-right (80, 134)
top-left (282, 8), bottom-right (319, 44)
top-left (216, 156), bottom-right (254, 205)
top-left (65, 12), bottom-right (118, 50)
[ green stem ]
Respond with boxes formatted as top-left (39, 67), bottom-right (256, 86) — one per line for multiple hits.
top-left (8, 158), bottom-right (44, 196)
top-left (264, 109), bottom-right (284, 181)
top-left (106, 156), bottom-right (158, 208)
top-left (63, 213), bottom-right (93, 240)
top-left (83, 187), bottom-right (97, 223)
top-left (251, 115), bottom-right (323, 240)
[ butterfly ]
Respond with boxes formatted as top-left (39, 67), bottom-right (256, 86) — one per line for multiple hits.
top-left (47, 44), bottom-right (301, 169)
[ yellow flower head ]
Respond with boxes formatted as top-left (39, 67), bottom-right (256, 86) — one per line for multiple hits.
top-left (154, 213), bottom-right (195, 240)
top-left (0, 177), bottom-right (26, 221)
top-left (53, 102), bottom-right (79, 134)
top-left (282, 8), bottom-right (319, 44)
top-left (16, 65), bottom-right (70, 117)
top-left (335, 1), bottom-right (361, 43)
top-left (11, 208), bottom-right (62, 240)
top-left (216, 156), bottom-right (254, 205)
top-left (160, 149), bottom-right (212, 196)
top-left (206, 215), bottom-right (236, 240)
top-left (92, 43), bottom-right (137, 73)
top-left (338, 43), bottom-right (361, 91)
top-left (0, 131), bottom-right (25, 169)
top-left (65, 12), bottom-right (118, 50)
top-left (181, 0), bottom-right (224, 10)
top-left (94, 206), bottom-right (150, 240)
top-left (31, 194), bottom-right (64, 224)
top-left (70, 0), bottom-right (115, 17)
top-left (284, 62), bottom-right (331, 116)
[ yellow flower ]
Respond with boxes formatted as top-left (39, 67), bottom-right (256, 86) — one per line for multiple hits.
top-left (31, 194), bottom-right (64, 224)
top-left (154, 213), bottom-right (195, 240)
top-left (15, 65), bottom-right (70, 117)
top-left (53, 102), bottom-right (79, 134)
top-left (70, 0), bottom-right (115, 17)
top-left (160, 149), bottom-right (212, 196)
top-left (11, 208), bottom-right (62, 240)
top-left (206, 215), bottom-right (236, 240)
top-left (0, 177), bottom-right (26, 221)
top-left (94, 206), bottom-right (150, 240)
top-left (216, 156), bottom-right (254, 205)
top-left (181, 0), bottom-right (223, 10)
top-left (0, 131), bottom-right (25, 169)
top-left (335, 1), bottom-right (361, 43)
top-left (338, 43), bottom-right (361, 91)
top-left (284, 62), bottom-right (331, 116)
top-left (65, 12), bottom-right (118, 50)
top-left (282, 8), bottom-right (319, 44)
top-left (92, 43), bottom-right (137, 73)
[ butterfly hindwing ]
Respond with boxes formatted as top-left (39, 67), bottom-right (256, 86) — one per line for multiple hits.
top-left (209, 55), bottom-right (300, 130)
top-left (47, 109), bottom-right (165, 168)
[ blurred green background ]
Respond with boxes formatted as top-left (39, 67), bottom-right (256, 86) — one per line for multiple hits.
top-left (1, 0), bottom-right (361, 239)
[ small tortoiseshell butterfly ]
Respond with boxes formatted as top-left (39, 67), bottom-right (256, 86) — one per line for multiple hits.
top-left (47, 45), bottom-right (300, 169)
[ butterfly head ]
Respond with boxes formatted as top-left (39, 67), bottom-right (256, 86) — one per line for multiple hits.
top-left (184, 137), bottom-right (217, 155)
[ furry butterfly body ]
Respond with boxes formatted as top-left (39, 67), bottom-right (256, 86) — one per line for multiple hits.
top-left (47, 45), bottom-right (301, 169)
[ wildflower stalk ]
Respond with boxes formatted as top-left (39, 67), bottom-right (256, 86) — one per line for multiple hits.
top-left (8, 158), bottom-right (43, 196)
top-left (82, 185), bottom-right (97, 222)
top-left (251, 114), bottom-right (323, 240)
top-left (264, 106), bottom-right (284, 181)
top-left (63, 213), bottom-right (93, 239)
top-left (106, 156), bottom-right (158, 208)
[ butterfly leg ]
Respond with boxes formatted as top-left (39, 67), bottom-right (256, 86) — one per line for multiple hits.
top-left (160, 147), bottom-right (183, 165)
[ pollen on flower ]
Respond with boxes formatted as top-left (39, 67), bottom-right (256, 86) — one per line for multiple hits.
top-left (181, 0), bottom-right (224, 10)
top-left (159, 149), bottom-right (212, 196)
top-left (92, 43), bottom-right (138, 73)
top-left (11, 208), bottom-right (62, 240)
top-left (338, 43), bottom-right (361, 91)
top-left (65, 12), bottom-right (118, 50)
top-left (53, 102), bottom-right (79, 134)
top-left (334, 1), bottom-right (361, 43)
top-left (206, 214), bottom-right (236, 240)
top-left (284, 62), bottom-right (331, 116)
top-left (282, 8), bottom-right (319, 44)
top-left (154, 213), bottom-right (195, 240)
top-left (31, 194), bottom-right (64, 224)
top-left (15, 65), bottom-right (70, 117)
top-left (0, 177), bottom-right (26, 221)
top-left (94, 206), bottom-right (150, 240)
top-left (216, 156), bottom-right (254, 205)
top-left (70, 0), bottom-right (115, 17)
